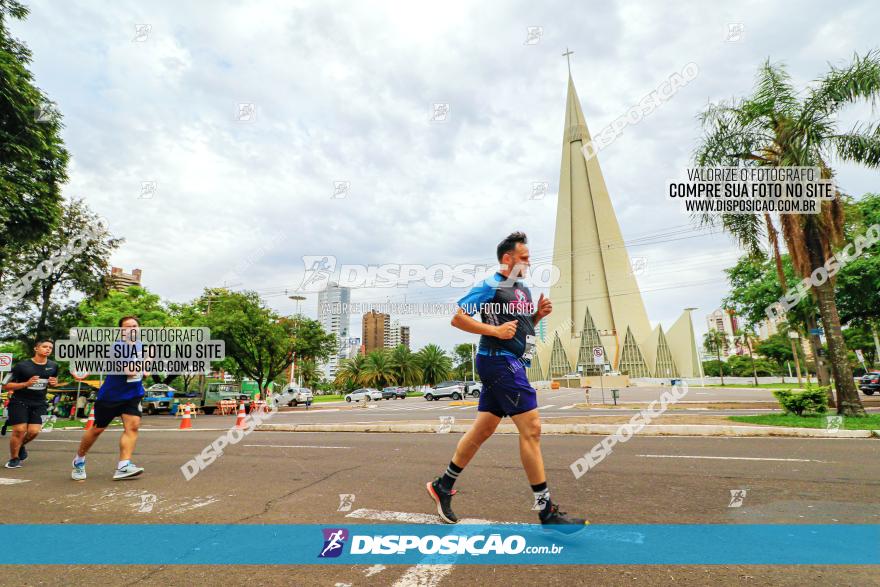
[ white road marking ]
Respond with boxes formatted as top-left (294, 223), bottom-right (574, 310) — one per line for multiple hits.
top-left (538, 405), bottom-right (556, 410)
top-left (0, 478), bottom-right (29, 485)
top-left (458, 406), bottom-right (473, 410)
top-left (364, 564), bottom-right (386, 577)
top-left (441, 407), bottom-right (457, 411)
top-left (559, 404), bottom-right (575, 410)
top-left (393, 565), bottom-right (454, 587)
top-left (637, 454), bottom-right (825, 463)
top-left (243, 444), bottom-right (351, 449)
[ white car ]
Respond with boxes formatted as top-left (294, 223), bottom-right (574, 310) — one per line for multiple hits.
top-left (424, 381), bottom-right (465, 401)
top-left (345, 388), bottom-right (383, 402)
top-left (274, 386), bottom-right (313, 407)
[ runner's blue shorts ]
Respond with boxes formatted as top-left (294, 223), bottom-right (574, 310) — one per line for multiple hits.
top-left (476, 354), bottom-right (538, 417)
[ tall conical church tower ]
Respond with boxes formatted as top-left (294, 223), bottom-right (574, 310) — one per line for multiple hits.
top-left (534, 73), bottom-right (698, 379)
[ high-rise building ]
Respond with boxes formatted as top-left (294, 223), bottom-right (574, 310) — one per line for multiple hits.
top-left (533, 71), bottom-right (700, 380)
top-left (399, 325), bottom-right (410, 350)
top-left (108, 267), bottom-right (142, 291)
top-left (705, 308), bottom-right (739, 357)
top-left (386, 319), bottom-right (411, 350)
top-left (317, 282), bottom-right (351, 380)
top-left (363, 311), bottom-right (390, 354)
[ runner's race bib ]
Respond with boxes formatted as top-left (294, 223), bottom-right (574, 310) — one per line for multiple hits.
top-left (28, 378), bottom-right (49, 391)
top-left (523, 335), bottom-right (537, 361)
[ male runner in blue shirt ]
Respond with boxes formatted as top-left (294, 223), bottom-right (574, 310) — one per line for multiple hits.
top-left (426, 231), bottom-right (587, 531)
top-left (71, 316), bottom-right (146, 481)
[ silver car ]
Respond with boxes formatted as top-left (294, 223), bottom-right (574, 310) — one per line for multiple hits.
top-left (345, 388), bottom-right (383, 402)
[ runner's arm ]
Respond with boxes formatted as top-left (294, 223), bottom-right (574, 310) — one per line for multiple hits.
top-left (451, 308), bottom-right (501, 337)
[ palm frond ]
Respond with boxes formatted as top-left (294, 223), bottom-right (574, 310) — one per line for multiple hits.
top-left (828, 121), bottom-right (880, 167)
top-left (803, 50), bottom-right (880, 117)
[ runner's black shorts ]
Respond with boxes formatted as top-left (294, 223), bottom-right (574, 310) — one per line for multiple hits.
top-left (7, 400), bottom-right (48, 426)
top-left (94, 397), bottom-right (143, 428)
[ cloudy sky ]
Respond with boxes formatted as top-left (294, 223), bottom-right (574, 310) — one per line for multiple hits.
top-left (12, 0), bottom-right (880, 352)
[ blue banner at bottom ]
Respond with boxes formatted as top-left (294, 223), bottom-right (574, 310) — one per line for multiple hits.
top-left (0, 524), bottom-right (877, 565)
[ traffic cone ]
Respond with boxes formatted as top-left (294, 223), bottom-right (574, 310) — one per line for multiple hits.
top-left (85, 406), bottom-right (95, 430)
top-left (235, 403), bottom-right (247, 429)
top-left (179, 406), bottom-right (192, 430)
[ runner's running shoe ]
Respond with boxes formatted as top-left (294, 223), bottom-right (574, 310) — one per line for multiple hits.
top-left (71, 459), bottom-right (86, 481)
top-left (18, 445), bottom-right (27, 462)
top-left (539, 502), bottom-right (589, 533)
top-left (5, 458), bottom-right (22, 469)
top-left (426, 477), bottom-right (458, 524)
top-left (113, 463), bottom-right (144, 480)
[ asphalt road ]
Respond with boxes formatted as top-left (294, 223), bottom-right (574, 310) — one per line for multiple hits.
top-left (1, 426), bottom-right (878, 586)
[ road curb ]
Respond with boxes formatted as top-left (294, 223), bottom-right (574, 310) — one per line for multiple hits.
top-left (255, 422), bottom-right (876, 438)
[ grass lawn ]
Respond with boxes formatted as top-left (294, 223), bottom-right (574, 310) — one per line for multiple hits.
top-left (44, 418), bottom-right (122, 429)
top-left (728, 413), bottom-right (880, 430)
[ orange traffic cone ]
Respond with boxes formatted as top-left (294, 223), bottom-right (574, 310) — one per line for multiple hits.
top-left (85, 406), bottom-right (95, 430)
top-left (235, 403), bottom-right (247, 429)
top-left (179, 406), bottom-right (192, 430)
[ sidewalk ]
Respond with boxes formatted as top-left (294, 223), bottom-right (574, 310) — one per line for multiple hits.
top-left (257, 414), bottom-right (880, 438)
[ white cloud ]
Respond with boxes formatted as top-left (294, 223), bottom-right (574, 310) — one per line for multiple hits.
top-left (11, 0), bottom-right (879, 352)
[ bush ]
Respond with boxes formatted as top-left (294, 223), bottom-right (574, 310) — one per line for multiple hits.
top-left (772, 387), bottom-right (829, 416)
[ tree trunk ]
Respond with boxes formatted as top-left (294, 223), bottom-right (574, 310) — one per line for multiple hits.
top-left (748, 346), bottom-right (758, 386)
top-left (872, 321), bottom-right (880, 368)
top-left (805, 314), bottom-right (831, 387)
top-left (812, 279), bottom-right (864, 415)
top-left (717, 348), bottom-right (724, 386)
top-left (764, 215), bottom-right (804, 386)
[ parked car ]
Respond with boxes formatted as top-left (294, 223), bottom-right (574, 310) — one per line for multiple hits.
top-left (274, 385), bottom-right (314, 407)
top-left (142, 384), bottom-right (176, 415)
top-left (859, 371), bottom-right (880, 395)
top-left (424, 381), bottom-right (465, 401)
top-left (345, 388), bottom-right (383, 402)
top-left (462, 380), bottom-right (482, 398)
top-left (200, 383), bottom-right (249, 415)
top-left (381, 386), bottom-right (407, 400)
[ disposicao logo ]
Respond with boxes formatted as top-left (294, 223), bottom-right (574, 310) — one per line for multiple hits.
top-left (318, 528), bottom-right (348, 558)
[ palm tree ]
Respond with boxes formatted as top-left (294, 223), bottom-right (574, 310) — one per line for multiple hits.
top-left (361, 350), bottom-right (397, 389)
top-left (334, 354), bottom-right (366, 391)
top-left (703, 330), bottom-right (729, 386)
top-left (734, 328), bottom-right (760, 386)
top-left (416, 344), bottom-right (453, 386)
top-left (695, 52), bottom-right (880, 416)
top-left (388, 345), bottom-right (421, 388)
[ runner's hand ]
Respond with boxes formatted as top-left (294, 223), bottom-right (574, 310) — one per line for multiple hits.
top-left (27, 376), bottom-right (39, 386)
top-left (535, 293), bottom-right (552, 320)
top-left (495, 320), bottom-right (518, 340)
top-left (48, 377), bottom-right (58, 386)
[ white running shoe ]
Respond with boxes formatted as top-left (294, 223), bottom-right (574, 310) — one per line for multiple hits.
top-left (71, 459), bottom-right (86, 481)
top-left (113, 463), bottom-right (144, 480)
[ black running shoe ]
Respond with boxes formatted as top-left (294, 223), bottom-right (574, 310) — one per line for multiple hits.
top-left (539, 502), bottom-right (589, 533)
top-left (426, 478), bottom-right (458, 524)
top-left (5, 458), bottom-right (22, 469)
top-left (1, 421), bottom-right (7, 436)
top-left (18, 445), bottom-right (27, 462)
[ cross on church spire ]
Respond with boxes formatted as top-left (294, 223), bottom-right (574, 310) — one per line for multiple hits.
top-left (562, 47), bottom-right (574, 75)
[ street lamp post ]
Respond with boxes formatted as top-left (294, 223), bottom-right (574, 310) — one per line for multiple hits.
top-left (289, 295), bottom-right (306, 388)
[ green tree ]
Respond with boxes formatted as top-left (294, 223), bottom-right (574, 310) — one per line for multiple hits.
top-left (452, 343), bottom-right (476, 380)
top-left (703, 330), bottom-right (729, 385)
top-left (200, 289), bottom-right (298, 394)
top-left (695, 52), bottom-right (880, 415)
top-left (388, 344), bottom-right (421, 388)
top-left (360, 350), bottom-right (397, 389)
top-left (836, 193), bottom-right (880, 366)
top-left (416, 344), bottom-right (452, 386)
top-left (1, 199), bottom-right (120, 343)
top-left (334, 354), bottom-right (366, 391)
top-left (734, 328), bottom-right (761, 385)
top-left (0, 1), bottom-right (69, 275)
